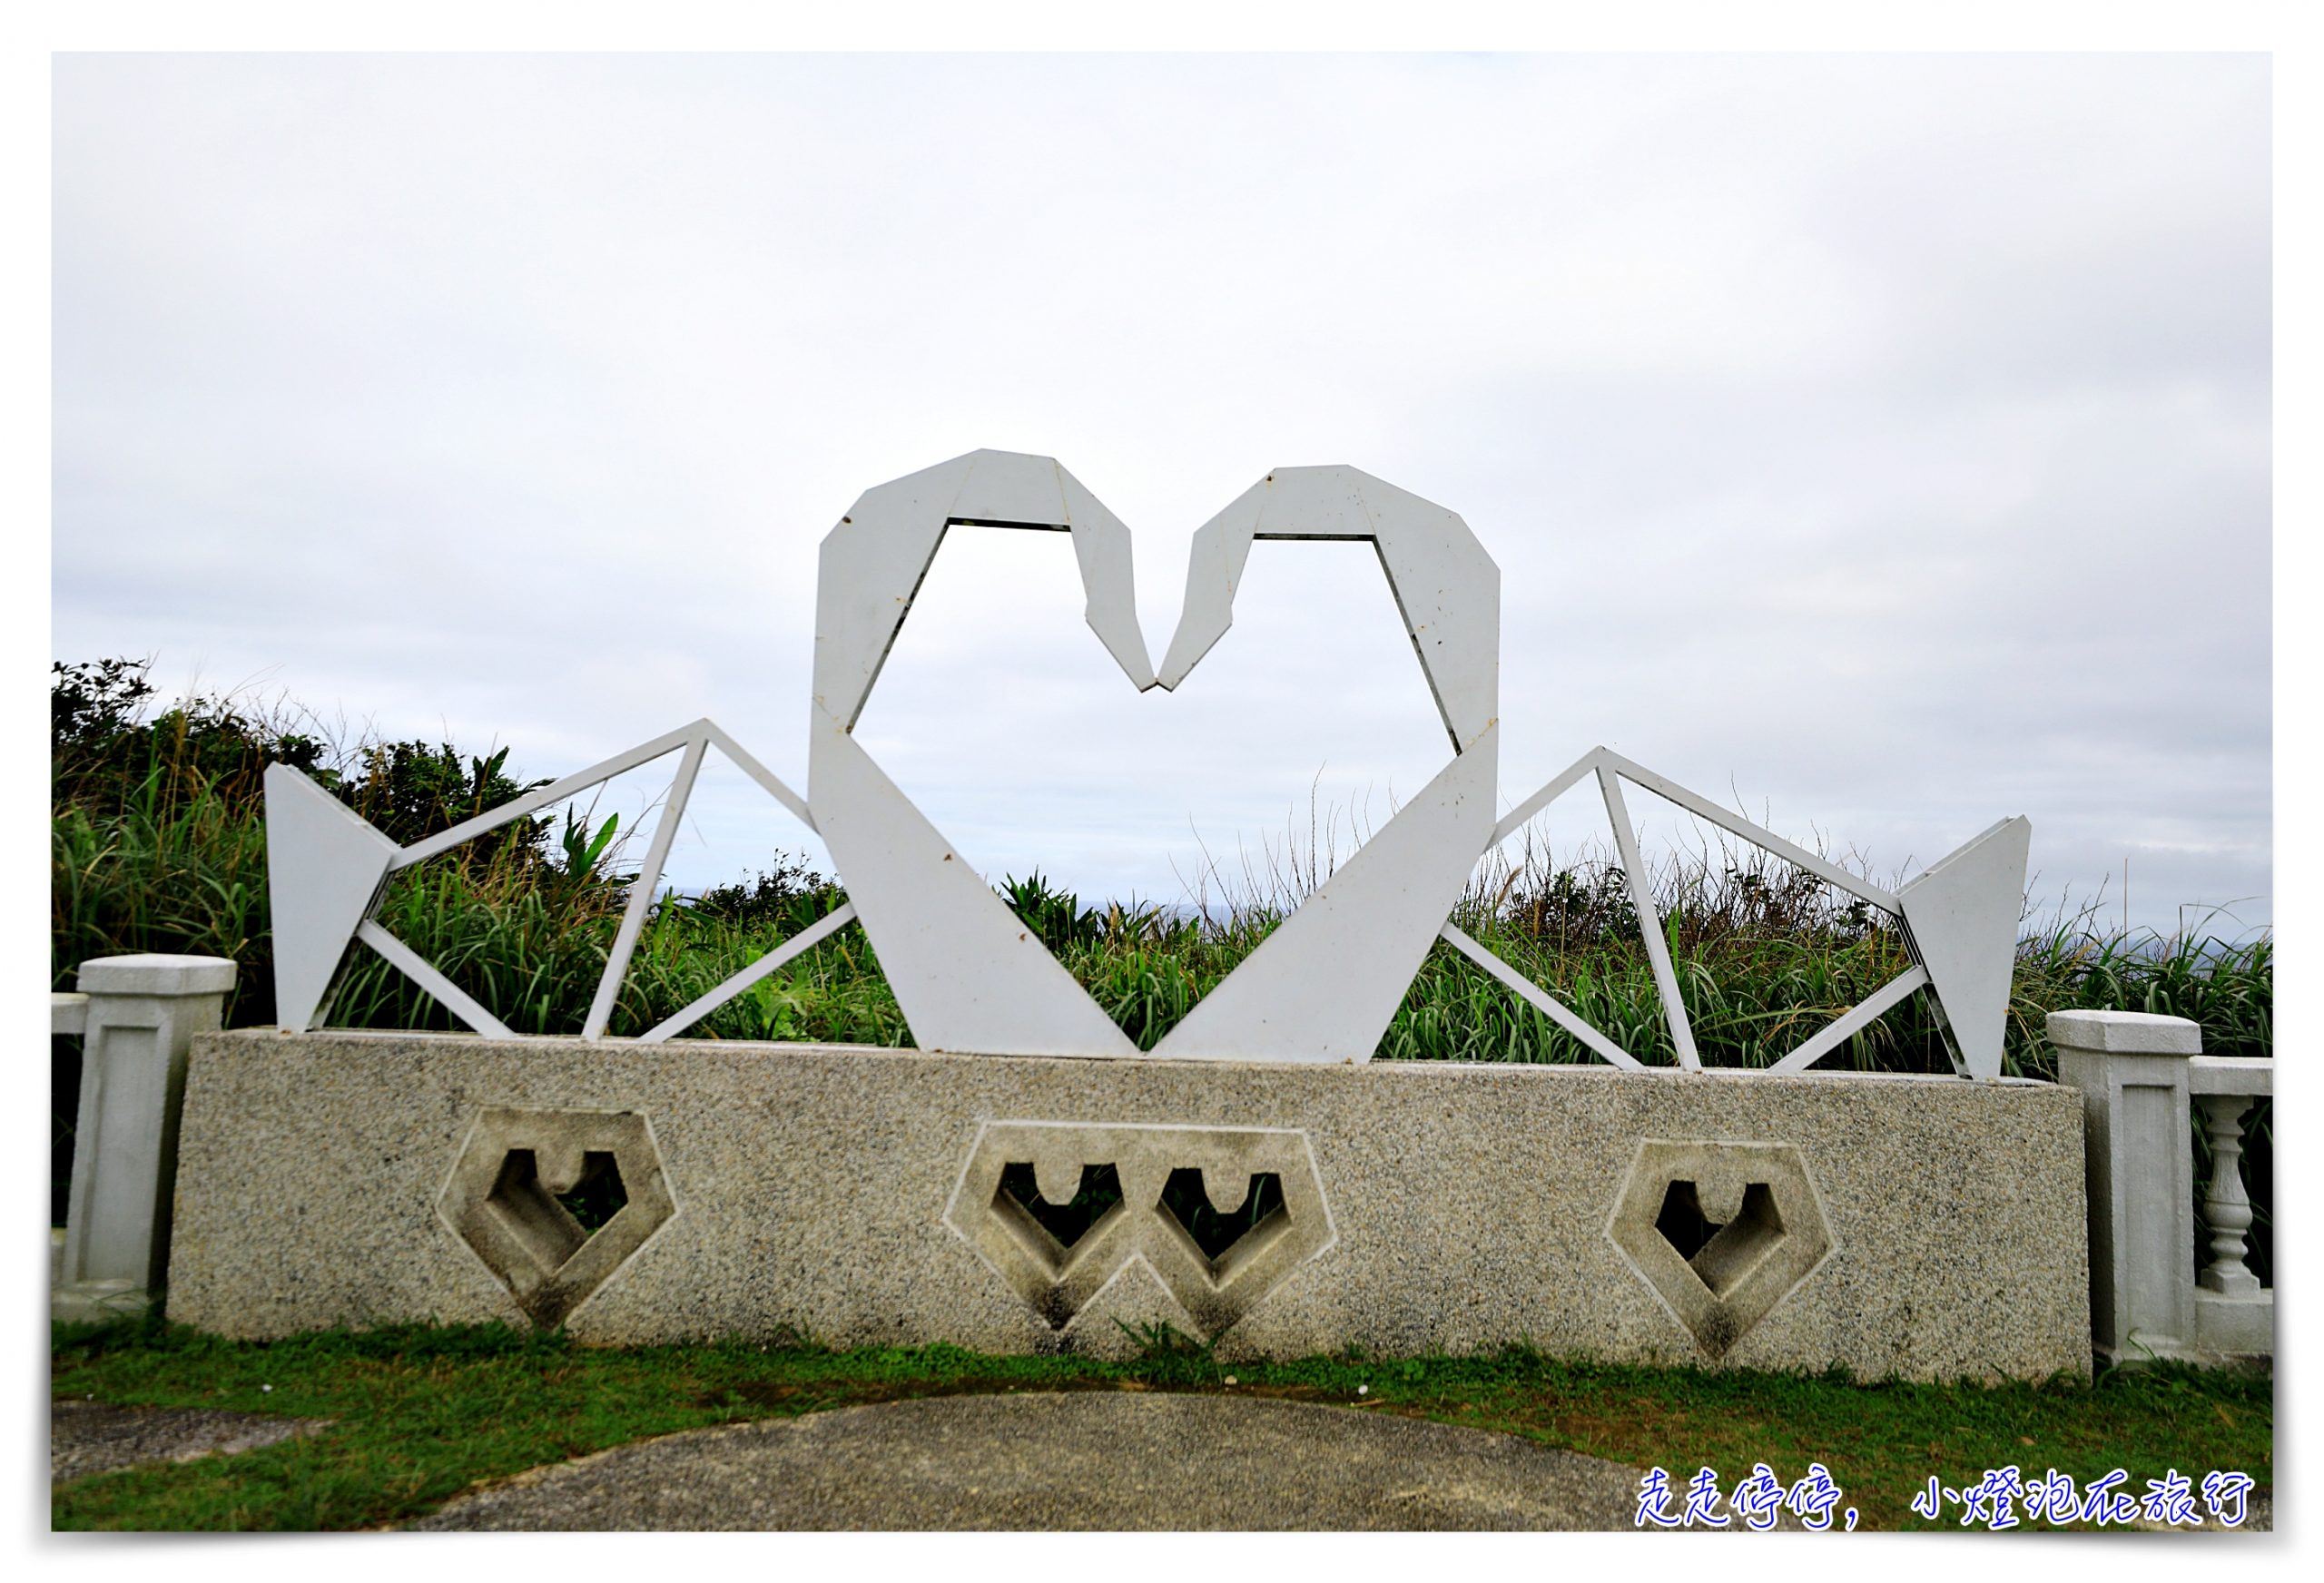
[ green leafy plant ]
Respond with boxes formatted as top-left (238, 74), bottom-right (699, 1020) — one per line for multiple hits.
top-left (556, 807), bottom-right (622, 885)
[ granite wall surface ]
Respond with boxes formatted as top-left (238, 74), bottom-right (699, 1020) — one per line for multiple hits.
top-left (167, 1031), bottom-right (2090, 1380)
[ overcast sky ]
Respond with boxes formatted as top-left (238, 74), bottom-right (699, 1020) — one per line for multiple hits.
top-left (50, 52), bottom-right (2271, 936)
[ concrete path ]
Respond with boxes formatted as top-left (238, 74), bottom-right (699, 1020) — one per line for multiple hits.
top-left (416, 1391), bottom-right (1652, 1531)
top-left (51, 1398), bottom-right (330, 1484)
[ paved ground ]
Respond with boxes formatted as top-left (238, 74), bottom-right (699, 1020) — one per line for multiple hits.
top-left (415, 1391), bottom-right (1656, 1531)
top-left (54, 1390), bottom-right (2272, 1533)
top-left (51, 1397), bottom-right (331, 1484)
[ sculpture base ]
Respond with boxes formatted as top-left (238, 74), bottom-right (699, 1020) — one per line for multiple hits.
top-left (52, 1226), bottom-right (154, 1327)
top-left (167, 1031), bottom-right (2090, 1381)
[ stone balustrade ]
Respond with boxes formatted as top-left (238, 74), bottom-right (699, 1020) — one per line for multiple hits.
top-left (2052, 1009), bottom-right (2272, 1367)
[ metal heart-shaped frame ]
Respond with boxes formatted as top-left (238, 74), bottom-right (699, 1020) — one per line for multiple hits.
top-left (809, 448), bottom-right (1500, 1062)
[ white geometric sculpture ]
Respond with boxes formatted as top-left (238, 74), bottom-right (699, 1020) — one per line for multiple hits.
top-left (1449, 746), bottom-right (2030, 1078)
top-left (1143, 467), bottom-right (1498, 1063)
top-left (1894, 816), bottom-right (2034, 1081)
top-left (809, 453), bottom-right (1500, 1061)
top-left (809, 452), bottom-right (1150, 1058)
top-left (263, 764), bottom-right (399, 1034)
top-left (263, 449), bottom-right (2031, 1078)
top-left (266, 719), bottom-right (852, 1042)
top-left (1157, 466), bottom-right (1499, 752)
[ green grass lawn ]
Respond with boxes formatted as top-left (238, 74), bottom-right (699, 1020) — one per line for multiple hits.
top-left (52, 1316), bottom-right (2270, 1532)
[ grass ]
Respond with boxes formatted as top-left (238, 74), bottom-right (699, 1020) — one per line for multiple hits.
top-left (50, 1317), bottom-right (2271, 1532)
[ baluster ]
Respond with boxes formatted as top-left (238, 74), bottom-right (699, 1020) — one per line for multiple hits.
top-left (2196, 1094), bottom-right (2262, 1297)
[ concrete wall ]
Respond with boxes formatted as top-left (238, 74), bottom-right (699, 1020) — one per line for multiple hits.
top-left (168, 1030), bottom-right (2090, 1381)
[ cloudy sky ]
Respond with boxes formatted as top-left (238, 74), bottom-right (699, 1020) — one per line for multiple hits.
top-left (50, 52), bottom-right (2271, 935)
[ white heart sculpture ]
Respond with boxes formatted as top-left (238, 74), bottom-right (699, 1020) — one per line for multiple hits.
top-left (263, 446), bottom-right (2032, 1082)
top-left (807, 448), bottom-right (1500, 1063)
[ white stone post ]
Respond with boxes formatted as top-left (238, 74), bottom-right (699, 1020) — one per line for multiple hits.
top-left (2050, 1009), bottom-right (2201, 1365)
top-left (54, 954), bottom-right (236, 1322)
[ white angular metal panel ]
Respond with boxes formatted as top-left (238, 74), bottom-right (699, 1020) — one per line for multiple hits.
top-left (1156, 466), bottom-right (1501, 752)
top-left (1152, 724), bottom-right (1500, 1064)
top-left (1597, 749), bottom-right (1899, 911)
top-left (265, 722), bottom-right (823, 1043)
top-left (1342, 470), bottom-right (1501, 752)
top-left (813, 449), bottom-right (1153, 731)
top-left (1598, 764), bottom-right (1701, 1069)
top-left (1153, 478), bottom-right (1266, 688)
top-left (1055, 462), bottom-right (1157, 690)
top-left (1897, 815), bottom-right (2033, 1081)
top-left (583, 734), bottom-right (708, 1039)
top-left (812, 453), bottom-right (976, 731)
top-left (263, 764), bottom-right (399, 1032)
top-left (950, 447), bottom-right (1072, 526)
top-left (392, 721), bottom-right (705, 870)
top-left (807, 703), bottom-right (1139, 1057)
top-left (805, 456), bottom-right (1499, 1062)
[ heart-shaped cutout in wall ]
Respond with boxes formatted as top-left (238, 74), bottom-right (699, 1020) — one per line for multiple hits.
top-left (439, 1107), bottom-right (678, 1330)
top-left (808, 449), bottom-right (1501, 1064)
top-left (1609, 1139), bottom-right (1835, 1360)
top-left (1652, 1178), bottom-right (1788, 1296)
top-left (946, 1120), bottom-right (1335, 1339)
